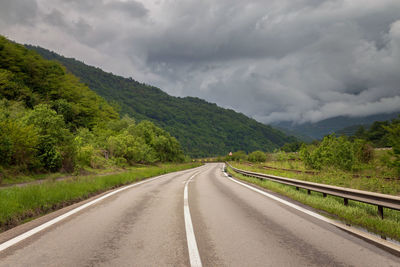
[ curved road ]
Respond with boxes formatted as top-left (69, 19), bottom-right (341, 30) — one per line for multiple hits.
top-left (0, 163), bottom-right (399, 266)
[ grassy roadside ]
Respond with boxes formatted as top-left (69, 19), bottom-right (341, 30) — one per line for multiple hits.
top-left (0, 165), bottom-right (134, 186)
top-left (0, 162), bottom-right (201, 232)
top-left (226, 166), bottom-right (400, 241)
top-left (231, 162), bottom-right (400, 195)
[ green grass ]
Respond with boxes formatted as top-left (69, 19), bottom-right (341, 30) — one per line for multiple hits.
top-left (1, 172), bottom-right (64, 186)
top-left (227, 166), bottom-right (400, 241)
top-left (0, 162), bottom-right (201, 232)
top-left (0, 164), bottom-right (130, 186)
top-left (231, 162), bottom-right (400, 195)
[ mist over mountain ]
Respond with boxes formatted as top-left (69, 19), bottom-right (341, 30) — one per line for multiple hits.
top-left (274, 113), bottom-right (400, 140)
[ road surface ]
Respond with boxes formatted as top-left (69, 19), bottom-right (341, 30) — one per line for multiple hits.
top-left (0, 163), bottom-right (399, 266)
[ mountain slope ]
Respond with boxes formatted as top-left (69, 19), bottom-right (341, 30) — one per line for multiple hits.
top-left (27, 45), bottom-right (296, 157)
top-left (1, 37), bottom-right (119, 130)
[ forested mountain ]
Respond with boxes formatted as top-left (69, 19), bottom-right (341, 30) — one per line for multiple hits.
top-left (0, 36), bottom-right (184, 175)
top-left (27, 45), bottom-right (296, 157)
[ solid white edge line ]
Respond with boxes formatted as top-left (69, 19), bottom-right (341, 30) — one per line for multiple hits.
top-left (222, 164), bottom-right (400, 255)
top-left (184, 173), bottom-right (202, 267)
top-left (0, 168), bottom-right (196, 253)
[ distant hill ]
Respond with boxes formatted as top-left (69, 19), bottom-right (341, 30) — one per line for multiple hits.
top-left (27, 45), bottom-right (296, 157)
top-left (273, 113), bottom-right (400, 140)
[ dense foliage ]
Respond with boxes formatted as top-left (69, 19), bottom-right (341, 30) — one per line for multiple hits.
top-left (298, 134), bottom-right (380, 171)
top-left (0, 36), bottom-right (184, 177)
top-left (27, 45), bottom-right (297, 157)
top-left (280, 141), bottom-right (304, 152)
top-left (229, 150), bottom-right (248, 162)
top-left (248, 151), bottom-right (267, 162)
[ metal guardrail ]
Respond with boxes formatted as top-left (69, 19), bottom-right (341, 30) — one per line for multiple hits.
top-left (226, 162), bottom-right (400, 219)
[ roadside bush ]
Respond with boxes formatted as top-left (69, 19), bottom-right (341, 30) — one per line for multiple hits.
top-left (112, 157), bottom-right (128, 167)
top-left (24, 104), bottom-right (74, 172)
top-left (276, 151), bottom-right (290, 162)
top-left (231, 151), bottom-right (247, 162)
top-left (248, 151), bottom-right (267, 162)
top-left (333, 137), bottom-right (354, 171)
top-left (353, 140), bottom-right (374, 163)
top-left (91, 154), bottom-right (108, 169)
top-left (299, 135), bottom-right (356, 171)
top-left (0, 119), bottom-right (39, 168)
top-left (37, 139), bottom-right (62, 172)
top-left (76, 145), bottom-right (95, 168)
top-left (299, 144), bottom-right (320, 169)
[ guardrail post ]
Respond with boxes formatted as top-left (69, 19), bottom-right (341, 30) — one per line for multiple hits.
top-left (296, 187), bottom-right (299, 191)
top-left (307, 189), bottom-right (311, 195)
top-left (323, 193), bottom-right (327, 198)
top-left (344, 198), bottom-right (349, 206)
top-left (378, 205), bottom-right (384, 219)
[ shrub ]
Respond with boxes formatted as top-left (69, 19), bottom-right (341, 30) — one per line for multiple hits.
top-left (299, 135), bottom-right (356, 171)
top-left (248, 151), bottom-right (267, 162)
top-left (76, 145), bottom-right (95, 167)
top-left (281, 141), bottom-right (303, 152)
top-left (354, 139), bottom-right (374, 163)
top-left (231, 151), bottom-right (247, 162)
top-left (112, 157), bottom-right (128, 167)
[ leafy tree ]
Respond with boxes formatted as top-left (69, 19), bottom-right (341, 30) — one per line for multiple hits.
top-left (133, 121), bottom-right (184, 162)
top-left (23, 104), bottom-right (74, 171)
top-left (367, 121), bottom-right (391, 147)
top-left (0, 119), bottom-right (38, 168)
top-left (107, 132), bottom-right (156, 163)
top-left (385, 123), bottom-right (400, 175)
top-left (353, 139), bottom-right (374, 164)
top-left (281, 141), bottom-right (304, 152)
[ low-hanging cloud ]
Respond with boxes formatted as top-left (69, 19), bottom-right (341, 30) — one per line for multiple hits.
top-left (1, 0), bottom-right (399, 124)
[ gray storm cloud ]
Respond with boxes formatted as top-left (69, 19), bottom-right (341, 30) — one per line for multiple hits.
top-left (0, 0), bottom-right (399, 124)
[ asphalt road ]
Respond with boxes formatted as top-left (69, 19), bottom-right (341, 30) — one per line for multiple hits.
top-left (0, 163), bottom-right (399, 266)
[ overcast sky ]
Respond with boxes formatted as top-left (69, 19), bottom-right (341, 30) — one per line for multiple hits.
top-left (1, 0), bottom-right (400, 124)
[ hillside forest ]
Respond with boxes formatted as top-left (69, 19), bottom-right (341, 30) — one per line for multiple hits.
top-left (27, 45), bottom-right (297, 157)
top-left (0, 36), bottom-right (185, 180)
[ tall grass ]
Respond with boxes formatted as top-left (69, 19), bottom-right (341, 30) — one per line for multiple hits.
top-left (0, 163), bottom-right (201, 231)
